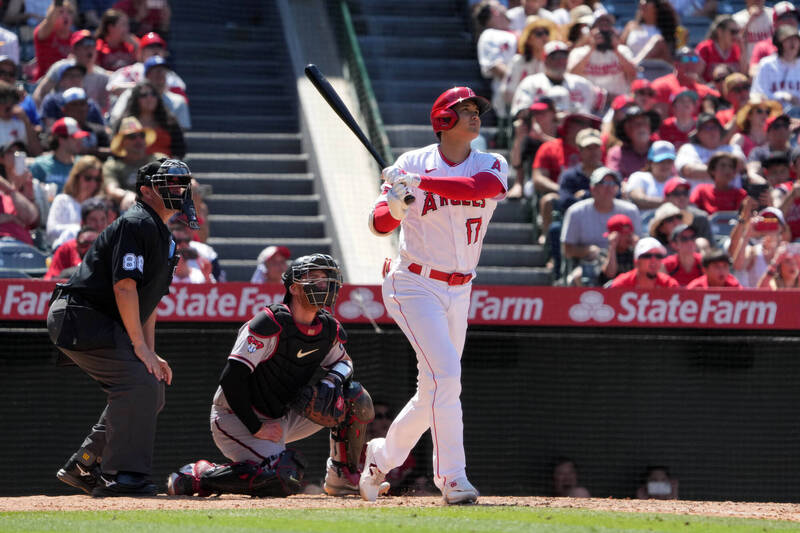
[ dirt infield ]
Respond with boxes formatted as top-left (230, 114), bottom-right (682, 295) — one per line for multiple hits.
top-left (1, 495), bottom-right (799, 522)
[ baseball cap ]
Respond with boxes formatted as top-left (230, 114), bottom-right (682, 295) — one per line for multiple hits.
top-left (670, 88), bottom-right (698, 104)
top-left (529, 96), bottom-right (555, 112)
top-left (755, 206), bottom-right (786, 229)
top-left (61, 87), bottom-right (87, 105)
top-left (663, 177), bottom-right (691, 197)
top-left (766, 114), bottom-right (790, 131)
top-left (56, 61), bottom-right (86, 82)
top-left (52, 117), bottom-right (90, 139)
top-left (774, 1), bottom-right (799, 25)
top-left (763, 150), bottom-right (790, 168)
top-left (589, 166), bottom-right (621, 186)
top-left (544, 41), bottom-right (569, 57)
top-left (611, 94), bottom-right (633, 111)
top-left (144, 55), bottom-right (169, 75)
top-left (257, 245), bottom-right (291, 265)
top-left (69, 29), bottom-right (95, 49)
top-left (647, 140), bottom-right (676, 162)
top-left (634, 237), bottom-right (667, 261)
top-left (775, 25), bottom-right (800, 44)
top-left (669, 224), bottom-right (694, 242)
top-left (0, 55), bottom-right (15, 67)
top-left (631, 79), bottom-right (652, 93)
top-left (575, 128), bottom-right (602, 148)
top-left (603, 214), bottom-right (634, 237)
top-left (140, 32), bottom-right (167, 48)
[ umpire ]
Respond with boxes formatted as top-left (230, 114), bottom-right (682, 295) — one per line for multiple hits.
top-left (47, 158), bottom-right (198, 497)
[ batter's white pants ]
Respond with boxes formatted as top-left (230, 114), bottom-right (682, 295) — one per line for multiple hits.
top-left (210, 404), bottom-right (324, 463)
top-left (375, 264), bottom-right (471, 490)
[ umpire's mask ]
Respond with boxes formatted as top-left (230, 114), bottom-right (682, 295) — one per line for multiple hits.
top-left (149, 159), bottom-right (200, 229)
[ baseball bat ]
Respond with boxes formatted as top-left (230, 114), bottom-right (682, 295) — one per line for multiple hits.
top-left (304, 64), bottom-right (414, 204)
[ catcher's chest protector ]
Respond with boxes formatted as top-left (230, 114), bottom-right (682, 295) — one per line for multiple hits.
top-left (248, 304), bottom-right (339, 418)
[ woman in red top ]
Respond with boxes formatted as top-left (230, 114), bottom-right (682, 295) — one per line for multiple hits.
top-left (33, 1), bottom-right (75, 81)
top-left (689, 152), bottom-right (747, 214)
top-left (658, 89), bottom-right (697, 150)
top-left (120, 81), bottom-right (185, 158)
top-left (661, 224), bottom-right (703, 286)
top-left (695, 15), bottom-right (746, 83)
top-left (94, 9), bottom-right (138, 72)
top-left (730, 96), bottom-right (782, 157)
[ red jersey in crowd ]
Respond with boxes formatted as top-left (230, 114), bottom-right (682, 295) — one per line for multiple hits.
top-left (695, 40), bottom-right (742, 83)
top-left (658, 117), bottom-right (692, 149)
top-left (33, 26), bottom-right (71, 81)
top-left (686, 274), bottom-right (742, 288)
top-left (95, 38), bottom-right (137, 71)
top-left (651, 73), bottom-right (720, 106)
top-left (750, 40), bottom-right (777, 68)
top-left (662, 252), bottom-right (704, 286)
top-left (690, 184), bottom-right (746, 214)
top-left (44, 239), bottom-right (81, 280)
top-left (716, 107), bottom-right (737, 127)
top-left (532, 138), bottom-right (579, 184)
top-left (610, 269), bottom-right (679, 288)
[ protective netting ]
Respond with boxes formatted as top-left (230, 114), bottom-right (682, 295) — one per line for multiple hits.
top-left (2, 322), bottom-right (800, 501)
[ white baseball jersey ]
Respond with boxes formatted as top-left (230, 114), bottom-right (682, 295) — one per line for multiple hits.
top-left (369, 143), bottom-right (507, 492)
top-left (511, 72), bottom-right (604, 117)
top-left (378, 144), bottom-right (508, 274)
top-left (567, 45), bottom-right (635, 98)
top-left (733, 7), bottom-right (773, 60)
top-left (751, 55), bottom-right (800, 102)
top-left (477, 28), bottom-right (517, 117)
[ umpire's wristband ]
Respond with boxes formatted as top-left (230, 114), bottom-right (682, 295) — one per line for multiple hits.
top-left (326, 360), bottom-right (353, 383)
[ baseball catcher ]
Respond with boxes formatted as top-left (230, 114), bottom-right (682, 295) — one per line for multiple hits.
top-left (167, 253), bottom-right (383, 497)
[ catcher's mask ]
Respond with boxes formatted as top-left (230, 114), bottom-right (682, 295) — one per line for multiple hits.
top-left (282, 253), bottom-right (343, 310)
top-left (137, 159), bottom-right (199, 229)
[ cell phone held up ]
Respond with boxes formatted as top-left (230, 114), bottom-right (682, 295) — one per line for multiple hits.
top-left (13, 151), bottom-right (26, 176)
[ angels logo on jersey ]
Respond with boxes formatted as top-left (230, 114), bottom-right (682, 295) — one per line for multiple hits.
top-left (246, 335), bottom-right (264, 353)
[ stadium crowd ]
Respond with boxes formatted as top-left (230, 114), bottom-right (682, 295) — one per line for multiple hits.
top-left (0, 0), bottom-right (217, 282)
top-left (473, 0), bottom-right (800, 289)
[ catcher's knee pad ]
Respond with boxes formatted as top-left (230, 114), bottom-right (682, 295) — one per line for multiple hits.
top-left (200, 449), bottom-right (307, 497)
top-left (330, 381), bottom-right (374, 470)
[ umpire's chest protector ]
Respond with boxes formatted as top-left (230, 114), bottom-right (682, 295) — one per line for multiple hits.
top-left (249, 304), bottom-right (340, 418)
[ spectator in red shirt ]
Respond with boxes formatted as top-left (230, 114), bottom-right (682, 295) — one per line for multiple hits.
top-left (651, 47), bottom-right (720, 117)
top-left (731, 96), bottom-right (783, 157)
top-left (695, 16), bottom-right (746, 83)
top-left (113, 0), bottom-right (170, 37)
top-left (597, 213), bottom-right (637, 287)
top-left (0, 163), bottom-right (39, 245)
top-left (44, 225), bottom-right (99, 280)
top-left (607, 105), bottom-right (660, 181)
top-left (610, 236), bottom-right (679, 287)
top-left (658, 89), bottom-right (697, 150)
top-left (715, 73), bottom-right (750, 129)
top-left (94, 9), bottom-right (139, 72)
top-left (662, 224), bottom-right (704, 286)
top-left (690, 152), bottom-right (747, 214)
top-left (33, 0), bottom-right (76, 82)
top-left (687, 249), bottom-right (742, 288)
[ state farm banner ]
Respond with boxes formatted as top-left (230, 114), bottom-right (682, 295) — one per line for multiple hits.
top-left (0, 279), bottom-right (797, 330)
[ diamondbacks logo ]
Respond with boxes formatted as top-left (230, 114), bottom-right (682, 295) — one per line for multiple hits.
top-left (246, 335), bottom-right (264, 353)
top-left (569, 291), bottom-right (615, 323)
top-left (338, 287), bottom-right (384, 320)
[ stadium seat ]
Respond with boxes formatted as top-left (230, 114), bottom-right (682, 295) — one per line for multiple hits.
top-left (0, 240), bottom-right (48, 277)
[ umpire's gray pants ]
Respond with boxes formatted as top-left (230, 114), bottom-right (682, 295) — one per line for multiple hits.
top-left (47, 298), bottom-right (165, 475)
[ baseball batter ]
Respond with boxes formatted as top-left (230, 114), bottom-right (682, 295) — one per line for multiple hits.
top-left (360, 87), bottom-right (508, 504)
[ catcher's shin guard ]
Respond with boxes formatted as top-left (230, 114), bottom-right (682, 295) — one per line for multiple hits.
top-left (325, 381), bottom-right (374, 496)
top-left (199, 449), bottom-right (306, 497)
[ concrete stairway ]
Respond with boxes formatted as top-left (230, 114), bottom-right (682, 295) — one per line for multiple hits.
top-left (169, 1), bottom-right (331, 281)
top-left (347, 0), bottom-right (551, 285)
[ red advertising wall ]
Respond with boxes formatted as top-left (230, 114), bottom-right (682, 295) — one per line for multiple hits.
top-left (2, 279), bottom-right (797, 329)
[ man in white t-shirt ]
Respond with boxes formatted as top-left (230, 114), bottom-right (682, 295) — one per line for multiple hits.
top-left (733, 0), bottom-right (773, 60)
top-left (674, 113), bottom-right (746, 189)
top-left (567, 11), bottom-right (637, 101)
top-left (474, 0), bottom-right (517, 118)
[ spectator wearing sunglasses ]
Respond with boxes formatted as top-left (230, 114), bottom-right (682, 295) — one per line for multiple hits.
top-left (662, 224), bottom-right (704, 286)
top-left (730, 96), bottom-right (783, 157)
top-left (44, 225), bottom-right (100, 280)
top-left (610, 236), bottom-right (678, 287)
top-left (103, 116), bottom-right (158, 208)
top-left (715, 73), bottom-right (752, 130)
top-left (46, 155), bottom-right (104, 246)
top-left (695, 16), bottom-right (746, 83)
top-left (651, 48), bottom-right (720, 116)
top-left (687, 249), bottom-right (742, 288)
top-left (501, 17), bottom-right (557, 108)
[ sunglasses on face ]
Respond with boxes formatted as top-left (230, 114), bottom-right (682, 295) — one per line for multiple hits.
top-left (753, 107), bottom-right (769, 115)
top-left (678, 55), bottom-right (700, 63)
top-left (125, 132), bottom-right (145, 140)
top-left (732, 85), bottom-right (751, 92)
top-left (533, 29), bottom-right (549, 37)
top-left (639, 253), bottom-right (666, 260)
top-left (596, 180), bottom-right (619, 187)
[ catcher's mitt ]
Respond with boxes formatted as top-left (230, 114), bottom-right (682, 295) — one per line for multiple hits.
top-left (291, 379), bottom-right (346, 427)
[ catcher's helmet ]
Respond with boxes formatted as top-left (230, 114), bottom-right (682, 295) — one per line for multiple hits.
top-left (430, 87), bottom-right (491, 133)
top-left (282, 253), bottom-right (343, 310)
top-left (136, 158), bottom-right (199, 229)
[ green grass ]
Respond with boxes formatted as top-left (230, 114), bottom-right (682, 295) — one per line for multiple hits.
top-left (0, 507), bottom-right (795, 533)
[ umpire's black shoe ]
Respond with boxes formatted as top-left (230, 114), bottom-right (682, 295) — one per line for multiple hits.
top-left (56, 453), bottom-right (101, 495)
top-left (92, 472), bottom-right (158, 497)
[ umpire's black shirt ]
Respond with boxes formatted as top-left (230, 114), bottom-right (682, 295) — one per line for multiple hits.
top-left (61, 201), bottom-right (177, 325)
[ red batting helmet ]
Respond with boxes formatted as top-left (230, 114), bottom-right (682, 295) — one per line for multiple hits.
top-left (430, 87), bottom-right (491, 133)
